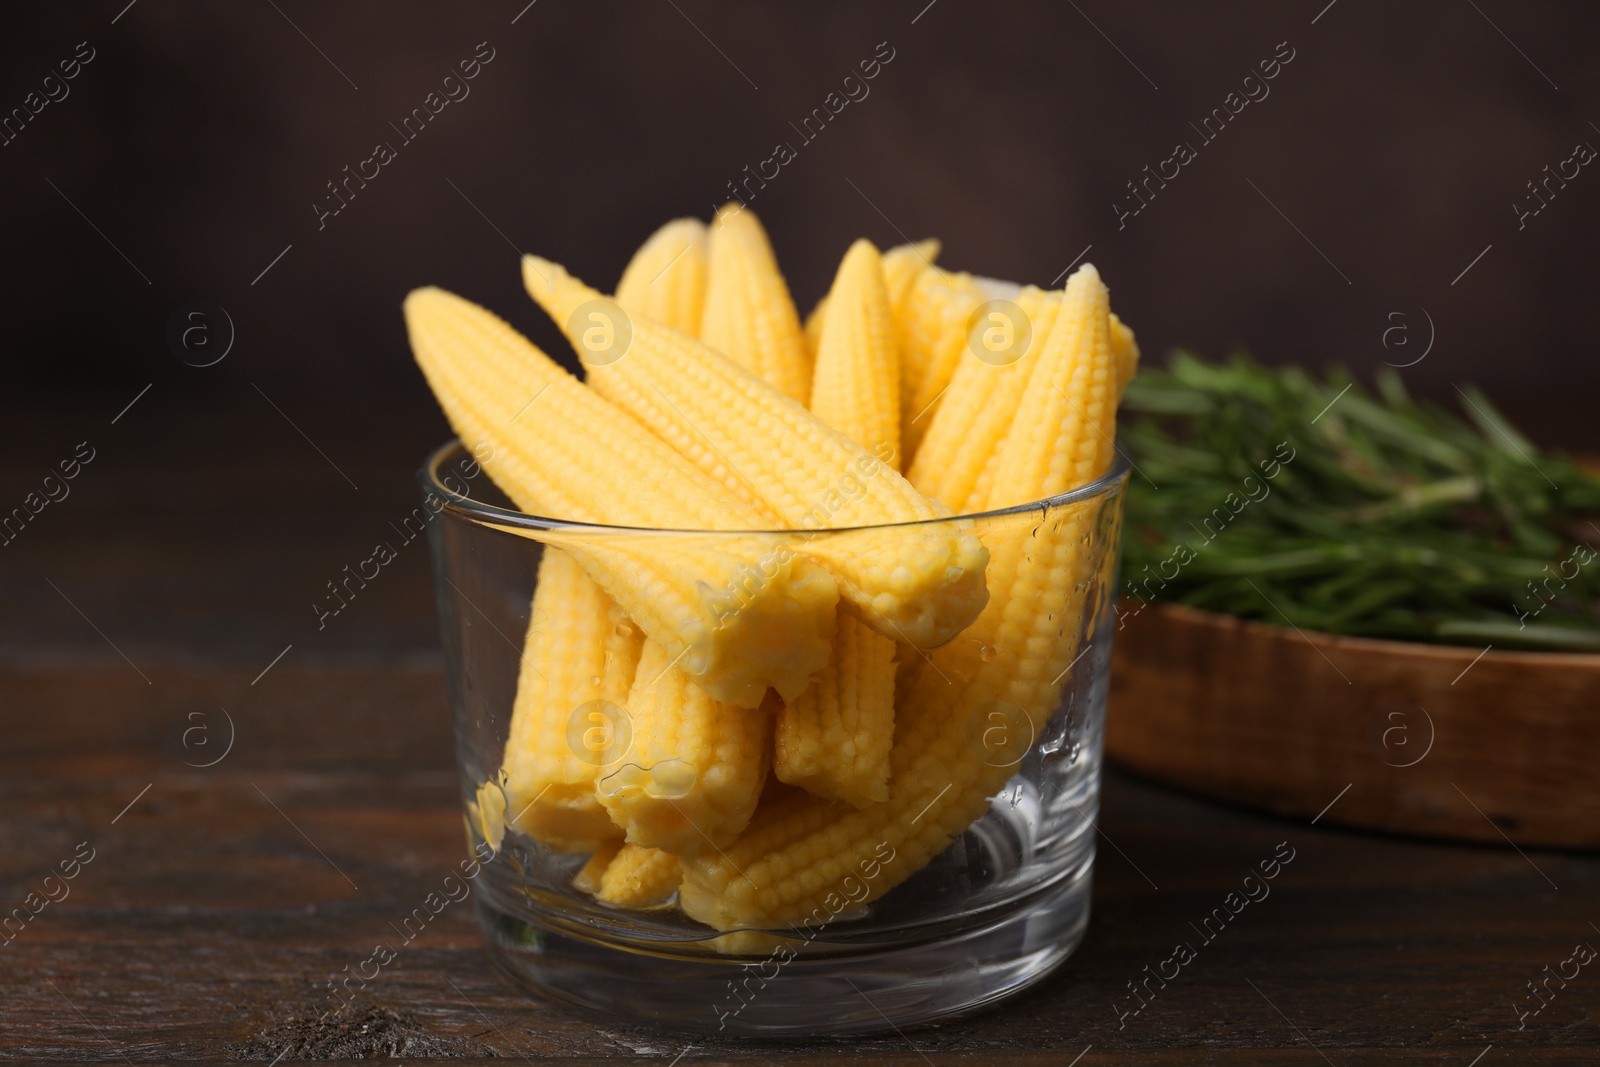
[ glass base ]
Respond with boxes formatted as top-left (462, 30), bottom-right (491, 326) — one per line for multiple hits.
top-left (478, 855), bottom-right (1093, 1037)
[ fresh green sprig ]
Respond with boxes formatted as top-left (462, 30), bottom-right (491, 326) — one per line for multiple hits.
top-left (1119, 353), bottom-right (1600, 650)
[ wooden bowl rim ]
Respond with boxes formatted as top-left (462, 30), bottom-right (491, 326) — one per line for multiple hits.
top-left (1127, 599), bottom-right (1600, 671)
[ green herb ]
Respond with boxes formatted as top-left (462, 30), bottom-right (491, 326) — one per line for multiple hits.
top-left (1118, 352), bottom-right (1600, 650)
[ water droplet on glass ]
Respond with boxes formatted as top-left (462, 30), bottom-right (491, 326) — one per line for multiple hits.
top-left (978, 646), bottom-right (997, 663)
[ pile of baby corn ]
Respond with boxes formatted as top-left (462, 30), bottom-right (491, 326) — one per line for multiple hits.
top-left (404, 204), bottom-right (1137, 935)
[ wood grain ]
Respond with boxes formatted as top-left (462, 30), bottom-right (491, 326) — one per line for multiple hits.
top-left (4, 664), bottom-right (1599, 1062)
top-left (2, 441), bottom-right (1597, 1062)
top-left (1108, 602), bottom-right (1600, 850)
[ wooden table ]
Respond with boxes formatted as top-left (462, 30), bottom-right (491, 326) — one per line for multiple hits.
top-left (2, 397), bottom-right (1595, 1063)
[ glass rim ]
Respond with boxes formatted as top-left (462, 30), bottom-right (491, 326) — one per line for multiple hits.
top-left (419, 438), bottom-right (1131, 537)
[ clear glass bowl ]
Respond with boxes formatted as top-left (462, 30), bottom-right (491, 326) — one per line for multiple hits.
top-left (419, 440), bottom-right (1129, 1036)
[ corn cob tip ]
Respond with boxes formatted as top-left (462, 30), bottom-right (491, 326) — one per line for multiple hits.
top-left (828, 240), bottom-right (886, 301)
top-left (404, 286), bottom-right (464, 333)
top-left (908, 238), bottom-right (940, 263)
top-left (701, 203), bottom-right (812, 402)
top-left (403, 285), bottom-right (440, 309)
top-left (1111, 312), bottom-right (1136, 353)
top-left (1110, 311), bottom-right (1140, 394)
top-left (594, 844), bottom-right (683, 909)
top-left (616, 219), bottom-right (709, 338)
top-left (572, 842), bottom-right (622, 895)
top-left (842, 236), bottom-right (879, 260)
top-left (884, 239), bottom-right (941, 292)
top-left (522, 256), bottom-right (635, 369)
top-left (522, 254), bottom-right (574, 308)
top-left (713, 200), bottom-right (751, 228)
top-left (617, 218), bottom-right (707, 287)
top-left (641, 216), bottom-right (705, 246)
top-left (980, 259), bottom-right (1115, 510)
top-left (811, 236), bottom-right (897, 456)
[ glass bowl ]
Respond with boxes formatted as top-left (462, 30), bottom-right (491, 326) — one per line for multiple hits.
top-left (419, 440), bottom-right (1129, 1036)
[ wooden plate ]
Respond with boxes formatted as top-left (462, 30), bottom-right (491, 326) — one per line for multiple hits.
top-left (1106, 601), bottom-right (1600, 850)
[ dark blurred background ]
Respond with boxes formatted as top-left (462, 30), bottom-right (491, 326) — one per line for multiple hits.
top-left (2, 0), bottom-right (1596, 670)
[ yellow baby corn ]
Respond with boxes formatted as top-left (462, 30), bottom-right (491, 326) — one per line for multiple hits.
top-left (803, 295), bottom-right (826, 359)
top-left (700, 204), bottom-right (811, 403)
top-left (908, 286), bottom-right (1062, 513)
top-left (404, 287), bottom-right (837, 708)
top-left (595, 844), bottom-right (683, 908)
top-left (808, 239), bottom-right (900, 464)
top-left (882, 239), bottom-right (940, 311)
top-left (959, 301), bottom-right (1134, 514)
top-left (501, 223), bottom-right (709, 849)
top-left (776, 238), bottom-right (900, 807)
top-left (683, 499), bottom-right (1111, 931)
top-left (678, 691), bottom-right (984, 934)
top-left (500, 548), bottom-right (641, 851)
top-left (572, 842), bottom-right (622, 895)
top-left (804, 238), bottom-right (938, 360)
top-left (774, 610), bottom-right (896, 807)
top-left (521, 257), bottom-right (991, 650)
top-left (1111, 311), bottom-right (1140, 397)
top-left (678, 265), bottom-right (1118, 933)
top-left (615, 218), bottom-right (708, 336)
top-left (598, 641), bottom-right (772, 856)
top-left (984, 265), bottom-right (1116, 509)
top-left (898, 268), bottom-right (988, 460)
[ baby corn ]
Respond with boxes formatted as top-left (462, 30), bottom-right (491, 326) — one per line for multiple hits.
top-left (777, 239), bottom-right (900, 808)
top-left (898, 268), bottom-right (988, 460)
top-left (522, 256), bottom-right (991, 650)
top-left (615, 218), bottom-right (708, 335)
top-left (700, 204), bottom-right (811, 403)
top-left (802, 299), bottom-right (825, 360)
top-left (1111, 311), bottom-right (1140, 397)
top-left (501, 222), bottom-right (715, 849)
top-left (961, 304), bottom-right (1132, 515)
top-left (678, 264), bottom-right (1119, 932)
top-left (500, 548), bottom-right (640, 851)
top-left (804, 238), bottom-right (938, 360)
top-left (909, 286), bottom-right (1063, 513)
top-left (774, 610), bottom-right (895, 808)
top-left (404, 287), bottom-right (837, 708)
top-left (983, 265), bottom-right (1117, 509)
top-left (409, 213), bottom-right (1139, 937)
top-left (808, 239), bottom-right (900, 464)
top-left (882, 239), bottom-right (940, 311)
top-left (595, 844), bottom-right (683, 908)
top-left (598, 641), bottom-right (772, 856)
top-left (572, 842), bottom-right (622, 895)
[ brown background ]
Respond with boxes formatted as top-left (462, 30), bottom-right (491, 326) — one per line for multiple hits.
top-left (5, 2), bottom-right (1598, 412)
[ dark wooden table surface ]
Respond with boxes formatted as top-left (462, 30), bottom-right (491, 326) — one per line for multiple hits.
top-left (3, 395), bottom-right (1597, 1064)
